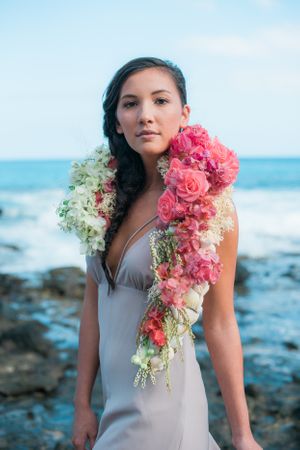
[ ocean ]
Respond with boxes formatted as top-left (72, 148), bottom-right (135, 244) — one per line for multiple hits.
top-left (1, 157), bottom-right (299, 448)
top-left (0, 157), bottom-right (299, 274)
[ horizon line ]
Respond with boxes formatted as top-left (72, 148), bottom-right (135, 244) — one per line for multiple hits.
top-left (0, 155), bottom-right (300, 162)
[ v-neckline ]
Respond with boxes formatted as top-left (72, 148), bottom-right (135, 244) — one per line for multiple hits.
top-left (105, 214), bottom-right (159, 284)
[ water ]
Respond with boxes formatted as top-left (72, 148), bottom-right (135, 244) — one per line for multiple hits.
top-left (0, 157), bottom-right (299, 448)
top-left (0, 157), bottom-right (299, 273)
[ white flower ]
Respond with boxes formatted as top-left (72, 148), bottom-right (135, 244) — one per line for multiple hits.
top-left (168, 347), bottom-right (175, 360)
top-left (193, 282), bottom-right (210, 298)
top-left (169, 305), bottom-right (180, 321)
top-left (150, 355), bottom-right (164, 372)
top-left (185, 308), bottom-right (200, 325)
top-left (131, 345), bottom-right (150, 367)
top-left (200, 230), bottom-right (215, 247)
top-left (177, 323), bottom-right (187, 335)
top-left (183, 287), bottom-right (202, 312)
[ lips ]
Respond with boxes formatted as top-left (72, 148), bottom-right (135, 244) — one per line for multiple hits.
top-left (136, 130), bottom-right (159, 137)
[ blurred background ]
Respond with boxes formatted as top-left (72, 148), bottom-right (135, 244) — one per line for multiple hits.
top-left (0, 0), bottom-right (299, 448)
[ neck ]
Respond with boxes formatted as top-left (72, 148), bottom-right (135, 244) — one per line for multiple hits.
top-left (141, 157), bottom-right (165, 194)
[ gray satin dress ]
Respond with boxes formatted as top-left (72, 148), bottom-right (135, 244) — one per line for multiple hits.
top-left (85, 214), bottom-right (220, 450)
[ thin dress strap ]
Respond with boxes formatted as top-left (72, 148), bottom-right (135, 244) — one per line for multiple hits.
top-left (106, 214), bottom-right (158, 289)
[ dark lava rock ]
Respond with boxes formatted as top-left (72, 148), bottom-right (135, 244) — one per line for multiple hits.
top-left (283, 340), bottom-right (299, 351)
top-left (42, 266), bottom-right (85, 299)
top-left (282, 263), bottom-right (300, 282)
top-left (0, 316), bottom-right (68, 397)
top-left (0, 243), bottom-right (21, 252)
top-left (235, 258), bottom-right (251, 285)
top-left (245, 383), bottom-right (263, 398)
top-left (0, 351), bottom-right (66, 396)
top-left (0, 319), bottom-right (52, 356)
top-left (0, 273), bottom-right (26, 296)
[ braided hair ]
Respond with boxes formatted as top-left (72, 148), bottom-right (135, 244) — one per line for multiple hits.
top-left (101, 56), bottom-right (187, 291)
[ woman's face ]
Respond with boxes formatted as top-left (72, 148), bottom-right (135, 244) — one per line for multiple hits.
top-left (115, 67), bottom-right (190, 157)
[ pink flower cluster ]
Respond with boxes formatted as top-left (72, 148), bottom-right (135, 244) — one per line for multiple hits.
top-left (157, 262), bottom-right (190, 308)
top-left (141, 306), bottom-right (167, 347)
top-left (155, 124), bottom-right (239, 309)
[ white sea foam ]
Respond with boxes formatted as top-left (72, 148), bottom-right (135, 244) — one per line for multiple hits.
top-left (0, 187), bottom-right (299, 274)
top-left (0, 189), bottom-right (86, 274)
top-left (233, 188), bottom-right (300, 257)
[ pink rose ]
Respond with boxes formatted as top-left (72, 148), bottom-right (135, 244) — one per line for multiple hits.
top-left (157, 189), bottom-right (176, 224)
top-left (176, 169), bottom-right (210, 202)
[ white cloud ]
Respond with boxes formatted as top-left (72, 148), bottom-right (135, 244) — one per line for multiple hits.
top-left (232, 67), bottom-right (300, 93)
top-left (180, 35), bottom-right (263, 57)
top-left (178, 24), bottom-right (300, 57)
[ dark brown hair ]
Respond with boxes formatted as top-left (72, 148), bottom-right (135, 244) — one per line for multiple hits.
top-left (101, 56), bottom-right (187, 291)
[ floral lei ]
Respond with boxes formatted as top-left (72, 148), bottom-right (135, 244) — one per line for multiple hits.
top-left (56, 124), bottom-right (240, 392)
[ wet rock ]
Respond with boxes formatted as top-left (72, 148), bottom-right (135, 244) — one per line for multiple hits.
top-left (245, 383), bottom-right (263, 398)
top-left (235, 258), bottom-right (251, 285)
top-left (0, 319), bottom-right (52, 356)
top-left (42, 266), bottom-right (85, 299)
top-left (0, 315), bottom-right (67, 396)
top-left (282, 263), bottom-right (300, 282)
top-left (283, 340), bottom-right (299, 351)
top-left (0, 243), bottom-right (21, 252)
top-left (0, 351), bottom-right (65, 396)
top-left (292, 372), bottom-right (300, 384)
top-left (0, 273), bottom-right (26, 296)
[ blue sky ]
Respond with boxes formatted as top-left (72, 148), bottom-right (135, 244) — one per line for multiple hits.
top-left (0, 0), bottom-right (299, 159)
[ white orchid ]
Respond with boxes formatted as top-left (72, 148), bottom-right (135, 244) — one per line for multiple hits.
top-left (56, 144), bottom-right (117, 256)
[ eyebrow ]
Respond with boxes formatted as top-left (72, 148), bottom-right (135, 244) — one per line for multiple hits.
top-left (120, 89), bottom-right (172, 100)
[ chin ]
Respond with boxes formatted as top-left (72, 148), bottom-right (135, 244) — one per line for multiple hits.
top-left (140, 146), bottom-right (166, 155)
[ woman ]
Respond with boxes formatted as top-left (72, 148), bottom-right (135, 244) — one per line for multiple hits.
top-left (71, 57), bottom-right (262, 450)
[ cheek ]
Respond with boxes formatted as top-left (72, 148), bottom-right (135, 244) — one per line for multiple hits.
top-left (119, 112), bottom-right (135, 130)
top-left (163, 113), bottom-right (182, 133)
top-left (161, 107), bottom-right (182, 124)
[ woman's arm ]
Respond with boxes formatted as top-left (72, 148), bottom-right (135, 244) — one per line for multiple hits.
top-left (71, 274), bottom-right (100, 449)
top-left (73, 273), bottom-right (100, 408)
top-left (201, 204), bottom-right (262, 449)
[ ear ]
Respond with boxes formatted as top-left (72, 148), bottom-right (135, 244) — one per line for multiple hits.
top-left (115, 118), bottom-right (123, 134)
top-left (180, 104), bottom-right (191, 128)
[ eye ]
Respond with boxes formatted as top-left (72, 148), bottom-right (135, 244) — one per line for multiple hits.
top-left (123, 101), bottom-right (136, 109)
top-left (155, 97), bottom-right (169, 105)
top-left (122, 97), bottom-right (169, 109)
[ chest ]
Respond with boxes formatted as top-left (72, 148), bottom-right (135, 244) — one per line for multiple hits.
top-left (105, 195), bottom-right (161, 280)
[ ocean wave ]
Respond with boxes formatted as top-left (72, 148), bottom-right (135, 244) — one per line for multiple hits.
top-left (0, 187), bottom-right (299, 273)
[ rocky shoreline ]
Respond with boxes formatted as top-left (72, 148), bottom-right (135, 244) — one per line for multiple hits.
top-left (0, 258), bottom-right (299, 449)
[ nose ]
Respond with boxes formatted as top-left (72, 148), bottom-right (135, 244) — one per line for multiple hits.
top-left (137, 101), bottom-right (154, 124)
